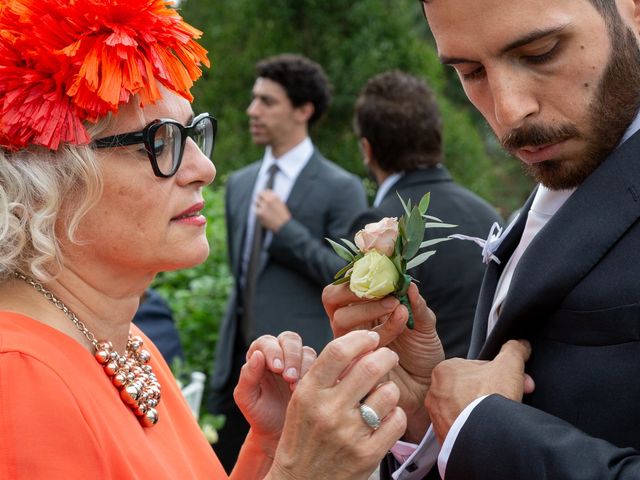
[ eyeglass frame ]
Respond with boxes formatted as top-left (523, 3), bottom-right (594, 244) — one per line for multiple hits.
top-left (91, 113), bottom-right (217, 178)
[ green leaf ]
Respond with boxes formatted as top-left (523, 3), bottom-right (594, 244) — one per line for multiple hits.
top-left (396, 191), bottom-right (411, 217)
top-left (331, 275), bottom-right (352, 285)
top-left (402, 207), bottom-right (426, 260)
top-left (334, 261), bottom-right (354, 280)
top-left (341, 238), bottom-right (360, 254)
top-left (419, 237), bottom-right (452, 248)
top-left (418, 192), bottom-right (431, 215)
top-left (422, 214), bottom-right (443, 222)
top-left (425, 222), bottom-right (458, 229)
top-left (407, 250), bottom-right (437, 270)
top-left (326, 238), bottom-right (355, 262)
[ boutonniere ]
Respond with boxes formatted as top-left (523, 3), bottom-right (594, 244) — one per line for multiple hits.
top-left (327, 193), bottom-right (456, 328)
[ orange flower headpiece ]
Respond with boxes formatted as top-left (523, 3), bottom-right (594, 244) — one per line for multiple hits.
top-left (0, 0), bottom-right (210, 151)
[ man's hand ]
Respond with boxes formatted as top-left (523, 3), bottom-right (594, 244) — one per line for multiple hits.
top-left (256, 190), bottom-right (291, 232)
top-left (425, 339), bottom-right (535, 443)
top-left (323, 282), bottom-right (445, 442)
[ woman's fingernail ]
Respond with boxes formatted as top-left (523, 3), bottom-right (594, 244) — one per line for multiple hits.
top-left (273, 358), bottom-right (283, 370)
top-left (286, 367), bottom-right (298, 379)
top-left (368, 331), bottom-right (380, 342)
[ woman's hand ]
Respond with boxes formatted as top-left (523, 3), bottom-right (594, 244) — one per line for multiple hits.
top-left (323, 282), bottom-right (445, 442)
top-left (233, 331), bottom-right (316, 453)
top-left (266, 330), bottom-right (407, 480)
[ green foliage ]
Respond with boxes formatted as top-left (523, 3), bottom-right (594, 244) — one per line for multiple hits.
top-left (180, 0), bottom-right (500, 204)
top-left (153, 185), bottom-right (231, 382)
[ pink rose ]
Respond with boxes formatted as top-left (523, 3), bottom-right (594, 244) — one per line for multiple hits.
top-left (354, 217), bottom-right (399, 257)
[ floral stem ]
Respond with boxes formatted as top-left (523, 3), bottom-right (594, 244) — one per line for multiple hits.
top-left (396, 293), bottom-right (414, 329)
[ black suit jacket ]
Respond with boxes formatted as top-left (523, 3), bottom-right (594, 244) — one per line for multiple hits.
top-left (392, 131), bottom-right (640, 479)
top-left (350, 166), bottom-right (502, 358)
top-left (211, 150), bottom-right (367, 390)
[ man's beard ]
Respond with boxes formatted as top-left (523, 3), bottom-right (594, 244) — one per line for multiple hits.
top-left (500, 26), bottom-right (640, 190)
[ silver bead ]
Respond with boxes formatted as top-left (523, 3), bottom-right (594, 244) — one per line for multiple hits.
top-left (104, 361), bottom-right (118, 376)
top-left (96, 341), bottom-right (113, 352)
top-left (140, 408), bottom-right (158, 427)
top-left (112, 372), bottom-right (127, 387)
top-left (120, 384), bottom-right (140, 405)
top-left (94, 350), bottom-right (110, 364)
top-left (138, 350), bottom-right (151, 364)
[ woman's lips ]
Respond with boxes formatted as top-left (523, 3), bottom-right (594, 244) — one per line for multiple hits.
top-left (171, 202), bottom-right (206, 226)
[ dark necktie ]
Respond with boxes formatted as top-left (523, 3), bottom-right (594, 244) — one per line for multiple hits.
top-left (241, 163), bottom-right (278, 341)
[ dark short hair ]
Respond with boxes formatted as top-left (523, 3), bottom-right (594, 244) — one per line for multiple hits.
top-left (255, 54), bottom-right (332, 126)
top-left (354, 70), bottom-right (442, 172)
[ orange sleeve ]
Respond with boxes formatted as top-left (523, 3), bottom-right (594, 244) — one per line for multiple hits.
top-left (0, 351), bottom-right (110, 479)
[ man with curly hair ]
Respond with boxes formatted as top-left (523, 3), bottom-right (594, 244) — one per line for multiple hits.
top-left (209, 54), bottom-right (367, 471)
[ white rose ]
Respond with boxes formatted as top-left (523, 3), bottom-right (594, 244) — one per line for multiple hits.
top-left (350, 251), bottom-right (400, 299)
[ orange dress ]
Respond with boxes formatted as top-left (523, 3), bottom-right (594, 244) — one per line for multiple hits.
top-left (0, 311), bottom-right (228, 479)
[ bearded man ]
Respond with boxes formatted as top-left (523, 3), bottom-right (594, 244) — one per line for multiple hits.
top-left (323, 0), bottom-right (640, 478)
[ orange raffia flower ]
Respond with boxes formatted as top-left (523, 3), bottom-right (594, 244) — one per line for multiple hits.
top-left (0, 0), bottom-right (210, 151)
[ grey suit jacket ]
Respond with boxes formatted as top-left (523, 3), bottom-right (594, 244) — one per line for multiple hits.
top-left (350, 166), bottom-right (502, 358)
top-left (425, 130), bottom-right (640, 479)
top-left (212, 150), bottom-right (367, 390)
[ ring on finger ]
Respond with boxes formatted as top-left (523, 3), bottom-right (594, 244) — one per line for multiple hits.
top-left (359, 403), bottom-right (381, 430)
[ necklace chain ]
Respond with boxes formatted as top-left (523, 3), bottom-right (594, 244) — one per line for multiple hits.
top-left (15, 272), bottom-right (99, 347)
top-left (15, 272), bottom-right (161, 427)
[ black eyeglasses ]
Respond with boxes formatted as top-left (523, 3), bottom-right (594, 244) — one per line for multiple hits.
top-left (92, 113), bottom-right (217, 178)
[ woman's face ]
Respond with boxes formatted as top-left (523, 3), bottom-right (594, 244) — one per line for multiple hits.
top-left (62, 91), bottom-right (216, 284)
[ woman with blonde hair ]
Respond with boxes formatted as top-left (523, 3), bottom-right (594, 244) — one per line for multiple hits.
top-left (0, 1), bottom-right (406, 478)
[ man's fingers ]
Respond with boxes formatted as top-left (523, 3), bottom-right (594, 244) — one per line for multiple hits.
top-left (305, 330), bottom-right (380, 388)
top-left (523, 373), bottom-right (536, 394)
top-left (495, 339), bottom-right (532, 367)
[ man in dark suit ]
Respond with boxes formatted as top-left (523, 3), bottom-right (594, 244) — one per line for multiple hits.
top-left (325, 1), bottom-right (640, 478)
top-left (209, 53), bottom-right (367, 472)
top-left (350, 70), bottom-right (502, 359)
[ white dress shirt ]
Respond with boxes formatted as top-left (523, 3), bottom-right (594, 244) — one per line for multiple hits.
top-left (240, 137), bottom-right (313, 286)
top-left (374, 172), bottom-right (404, 207)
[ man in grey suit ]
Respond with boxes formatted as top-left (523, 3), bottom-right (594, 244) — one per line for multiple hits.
top-left (209, 53), bottom-right (367, 472)
top-left (350, 70), bottom-right (502, 359)
top-left (325, 0), bottom-right (640, 478)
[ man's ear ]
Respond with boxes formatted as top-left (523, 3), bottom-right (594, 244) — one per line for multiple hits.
top-left (359, 137), bottom-right (374, 166)
top-left (617, 0), bottom-right (640, 34)
top-left (295, 102), bottom-right (315, 124)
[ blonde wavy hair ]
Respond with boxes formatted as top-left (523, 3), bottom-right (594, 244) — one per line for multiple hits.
top-left (0, 120), bottom-right (112, 282)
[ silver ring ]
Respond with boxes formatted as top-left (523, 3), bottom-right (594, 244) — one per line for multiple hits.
top-left (359, 403), bottom-right (381, 430)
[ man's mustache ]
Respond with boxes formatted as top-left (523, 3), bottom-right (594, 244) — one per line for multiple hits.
top-left (501, 123), bottom-right (580, 151)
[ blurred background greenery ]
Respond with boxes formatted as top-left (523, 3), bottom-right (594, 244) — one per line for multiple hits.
top-left (155, 0), bottom-right (534, 407)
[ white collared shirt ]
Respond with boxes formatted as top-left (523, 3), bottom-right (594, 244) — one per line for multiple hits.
top-left (240, 137), bottom-right (313, 285)
top-left (374, 172), bottom-right (404, 207)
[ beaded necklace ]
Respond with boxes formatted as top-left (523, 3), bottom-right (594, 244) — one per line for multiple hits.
top-left (16, 273), bottom-right (161, 427)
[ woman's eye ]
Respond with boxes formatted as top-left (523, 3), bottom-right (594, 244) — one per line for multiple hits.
top-left (153, 140), bottom-right (165, 156)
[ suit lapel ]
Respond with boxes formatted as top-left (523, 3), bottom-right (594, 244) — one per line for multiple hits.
top-left (477, 131), bottom-right (640, 360)
top-left (467, 191), bottom-right (535, 358)
top-left (285, 150), bottom-right (321, 216)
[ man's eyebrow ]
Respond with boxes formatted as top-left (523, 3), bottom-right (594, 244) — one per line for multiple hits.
top-left (439, 23), bottom-right (570, 65)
